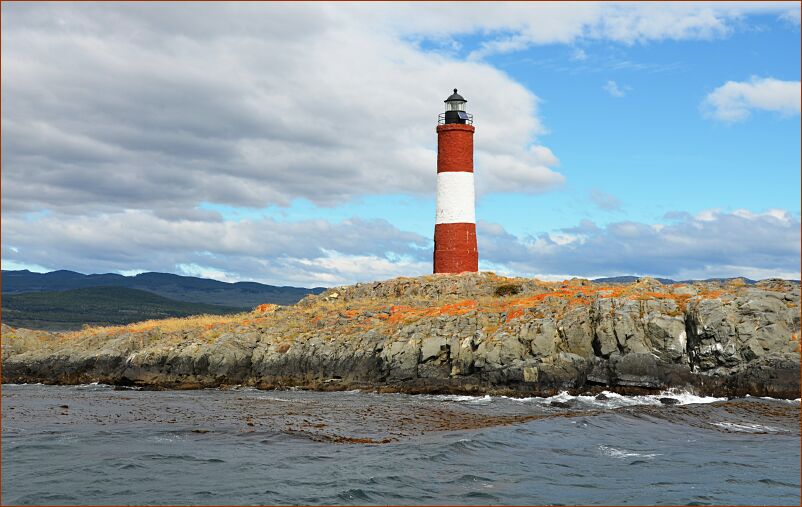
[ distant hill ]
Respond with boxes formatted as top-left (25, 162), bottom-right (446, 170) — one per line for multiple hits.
top-left (593, 276), bottom-right (678, 284)
top-left (2, 270), bottom-right (326, 307)
top-left (2, 286), bottom-right (246, 331)
top-left (592, 275), bottom-right (759, 285)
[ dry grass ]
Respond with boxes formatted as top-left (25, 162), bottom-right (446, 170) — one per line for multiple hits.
top-left (62, 312), bottom-right (251, 340)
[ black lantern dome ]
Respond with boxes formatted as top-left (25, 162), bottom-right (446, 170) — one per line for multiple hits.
top-left (445, 88), bottom-right (466, 105)
top-left (441, 88), bottom-right (472, 125)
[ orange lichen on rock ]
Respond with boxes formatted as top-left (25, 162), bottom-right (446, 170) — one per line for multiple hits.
top-left (254, 303), bottom-right (279, 314)
top-left (497, 286), bottom-right (600, 314)
top-left (597, 287), bottom-right (630, 299)
top-left (387, 305), bottom-right (415, 323)
top-left (437, 300), bottom-right (477, 316)
top-left (506, 308), bottom-right (525, 322)
top-left (122, 322), bottom-right (158, 334)
top-left (386, 300), bottom-right (477, 324)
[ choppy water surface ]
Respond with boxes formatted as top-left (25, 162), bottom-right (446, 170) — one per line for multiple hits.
top-left (2, 384), bottom-right (799, 505)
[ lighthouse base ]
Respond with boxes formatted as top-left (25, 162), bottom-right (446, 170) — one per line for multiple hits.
top-left (433, 223), bottom-right (478, 274)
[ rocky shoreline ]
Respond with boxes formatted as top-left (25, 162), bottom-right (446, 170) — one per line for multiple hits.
top-left (2, 273), bottom-right (800, 399)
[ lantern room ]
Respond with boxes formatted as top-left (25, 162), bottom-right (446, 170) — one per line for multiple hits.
top-left (439, 88), bottom-right (473, 125)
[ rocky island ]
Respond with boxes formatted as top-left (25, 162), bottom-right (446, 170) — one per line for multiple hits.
top-left (2, 273), bottom-right (800, 398)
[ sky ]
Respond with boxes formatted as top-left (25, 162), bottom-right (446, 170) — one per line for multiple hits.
top-left (2, 1), bottom-right (800, 287)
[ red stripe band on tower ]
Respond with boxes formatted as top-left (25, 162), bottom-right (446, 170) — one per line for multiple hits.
top-left (436, 124), bottom-right (475, 173)
top-left (434, 223), bottom-right (478, 273)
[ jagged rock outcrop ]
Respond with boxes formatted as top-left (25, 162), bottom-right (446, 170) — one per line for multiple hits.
top-left (2, 273), bottom-right (800, 398)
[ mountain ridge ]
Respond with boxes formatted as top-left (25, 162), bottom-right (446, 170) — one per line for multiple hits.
top-left (1, 269), bottom-right (326, 307)
top-left (2, 286), bottom-right (244, 331)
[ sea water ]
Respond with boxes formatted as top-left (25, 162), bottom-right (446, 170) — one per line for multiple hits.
top-left (2, 384), bottom-right (799, 505)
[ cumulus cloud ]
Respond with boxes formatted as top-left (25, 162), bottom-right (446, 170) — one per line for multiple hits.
top-left (463, 2), bottom-right (764, 59)
top-left (3, 2), bottom-right (790, 215)
top-left (1, 210), bottom-right (430, 286)
top-left (475, 145), bottom-right (563, 195)
top-left (1, 2), bottom-right (564, 216)
top-left (477, 209), bottom-right (801, 280)
top-left (4, 205), bottom-right (798, 285)
top-left (702, 76), bottom-right (801, 122)
top-left (603, 80), bottom-right (628, 97)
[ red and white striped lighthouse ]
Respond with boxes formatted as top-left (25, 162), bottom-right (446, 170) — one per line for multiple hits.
top-left (434, 89), bottom-right (478, 274)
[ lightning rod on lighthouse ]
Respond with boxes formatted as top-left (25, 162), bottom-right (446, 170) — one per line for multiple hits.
top-left (434, 89), bottom-right (478, 274)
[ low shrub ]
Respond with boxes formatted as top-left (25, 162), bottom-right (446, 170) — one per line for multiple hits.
top-left (494, 283), bottom-right (522, 297)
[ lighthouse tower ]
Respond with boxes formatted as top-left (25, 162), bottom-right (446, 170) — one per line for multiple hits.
top-left (434, 89), bottom-right (478, 274)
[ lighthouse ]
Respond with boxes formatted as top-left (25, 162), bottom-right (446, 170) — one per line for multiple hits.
top-left (434, 89), bottom-right (478, 274)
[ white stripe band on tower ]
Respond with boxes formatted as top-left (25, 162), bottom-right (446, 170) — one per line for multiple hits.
top-left (436, 172), bottom-right (476, 224)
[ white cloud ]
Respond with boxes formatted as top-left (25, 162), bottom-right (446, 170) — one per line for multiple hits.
top-left (3, 2), bottom-right (788, 213)
top-left (461, 2), bottom-right (772, 60)
top-left (475, 145), bottom-right (564, 195)
top-left (117, 269), bottom-right (148, 277)
top-left (296, 253), bottom-right (430, 286)
top-left (589, 189), bottom-right (623, 211)
top-left (603, 80), bottom-right (628, 97)
top-left (694, 208), bottom-right (722, 221)
top-left (571, 48), bottom-right (588, 61)
top-left (1, 210), bottom-right (430, 286)
top-left (176, 263), bottom-right (240, 283)
top-left (1, 2), bottom-right (563, 217)
top-left (702, 76), bottom-right (801, 122)
top-left (0, 260), bottom-right (50, 273)
top-left (779, 8), bottom-right (801, 26)
top-left (477, 209), bottom-right (801, 280)
top-left (4, 206), bottom-right (798, 285)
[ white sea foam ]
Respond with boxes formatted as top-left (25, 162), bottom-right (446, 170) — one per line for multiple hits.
top-left (466, 395), bottom-right (493, 405)
top-left (444, 389), bottom-right (800, 408)
top-left (760, 396), bottom-right (801, 404)
top-left (710, 422), bottom-right (786, 433)
top-left (148, 434), bottom-right (186, 443)
top-left (508, 390), bottom-right (725, 408)
top-left (257, 396), bottom-right (301, 403)
top-left (434, 390), bottom-right (727, 408)
top-left (574, 389), bottom-right (726, 408)
top-left (598, 445), bottom-right (661, 459)
top-left (428, 394), bottom-right (492, 403)
top-left (76, 382), bottom-right (112, 389)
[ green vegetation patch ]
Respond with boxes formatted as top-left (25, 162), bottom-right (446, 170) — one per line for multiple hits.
top-left (494, 283), bottom-right (523, 297)
top-left (2, 286), bottom-right (243, 331)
